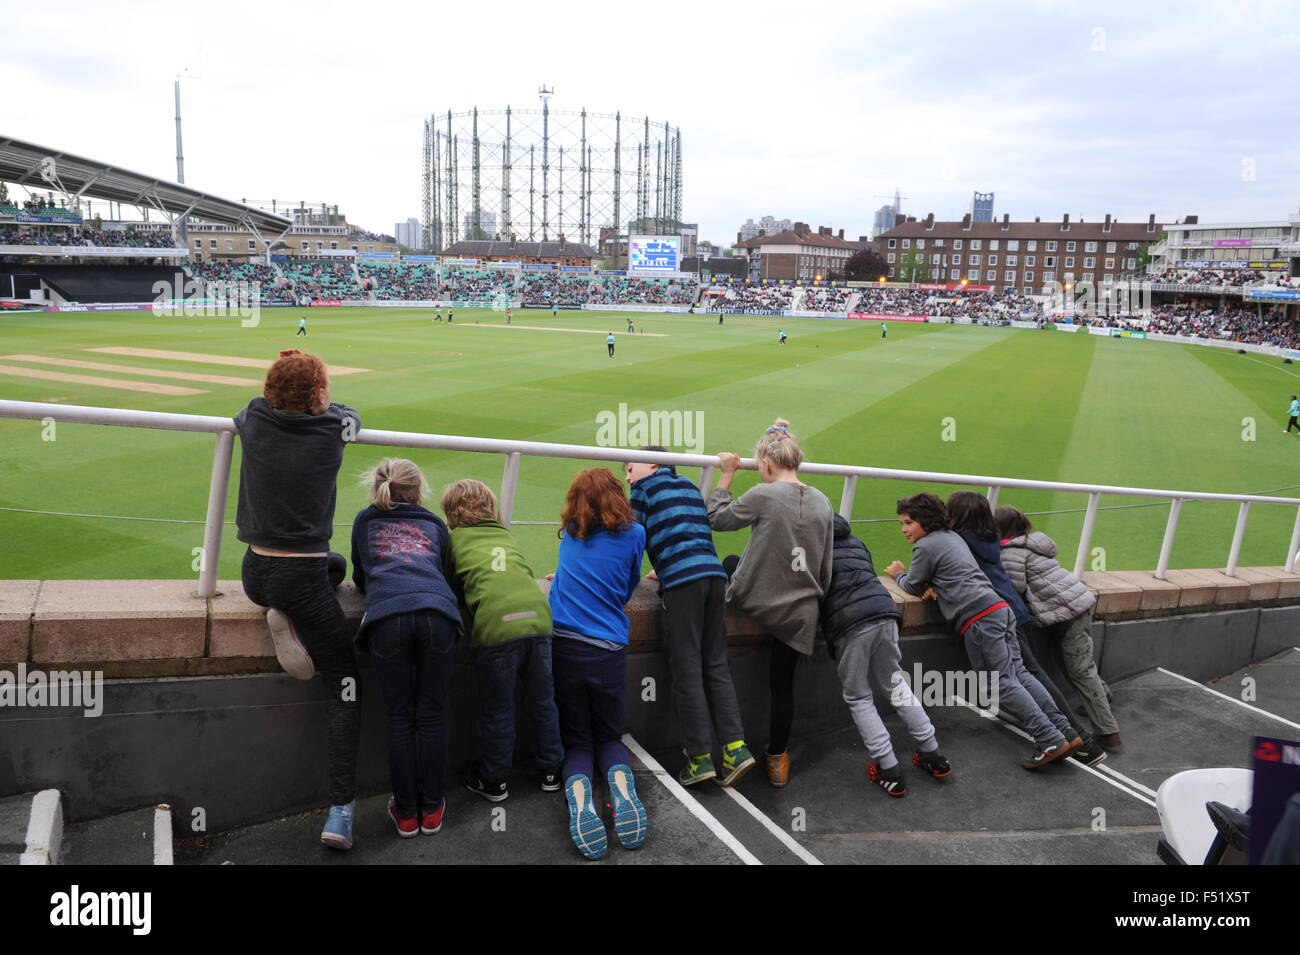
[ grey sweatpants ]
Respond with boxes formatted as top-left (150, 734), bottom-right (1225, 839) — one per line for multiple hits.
top-left (1057, 611), bottom-right (1119, 735)
top-left (835, 618), bottom-right (937, 768)
top-left (963, 606), bottom-right (1070, 749)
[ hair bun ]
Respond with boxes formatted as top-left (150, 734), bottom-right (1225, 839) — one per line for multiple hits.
top-left (772, 417), bottom-right (790, 429)
top-left (279, 349), bottom-right (301, 358)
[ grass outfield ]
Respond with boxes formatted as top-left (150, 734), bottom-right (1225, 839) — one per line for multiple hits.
top-left (1, 305), bottom-right (1299, 581)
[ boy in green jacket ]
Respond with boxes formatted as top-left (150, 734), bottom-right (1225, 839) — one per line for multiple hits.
top-left (442, 479), bottom-right (564, 801)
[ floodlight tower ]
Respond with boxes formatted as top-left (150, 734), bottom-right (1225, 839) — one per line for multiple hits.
top-left (539, 85), bottom-right (553, 240)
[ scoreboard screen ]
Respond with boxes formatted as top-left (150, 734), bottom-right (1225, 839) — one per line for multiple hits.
top-left (629, 235), bottom-right (679, 273)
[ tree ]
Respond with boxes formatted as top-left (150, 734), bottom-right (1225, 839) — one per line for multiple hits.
top-left (895, 249), bottom-right (929, 282)
top-left (844, 248), bottom-right (891, 282)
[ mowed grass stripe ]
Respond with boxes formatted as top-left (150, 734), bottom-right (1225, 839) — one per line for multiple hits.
top-left (2, 354), bottom-right (262, 387)
top-left (0, 364), bottom-right (207, 396)
top-left (89, 347), bottom-right (370, 375)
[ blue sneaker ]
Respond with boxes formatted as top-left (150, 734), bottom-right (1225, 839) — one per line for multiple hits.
top-left (564, 774), bottom-right (607, 860)
top-left (606, 764), bottom-right (646, 850)
top-left (321, 801), bottom-right (355, 850)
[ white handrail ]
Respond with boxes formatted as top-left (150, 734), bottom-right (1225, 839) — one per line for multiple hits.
top-left (3, 398), bottom-right (1300, 595)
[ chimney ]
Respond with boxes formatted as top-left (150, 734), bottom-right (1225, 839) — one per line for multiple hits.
top-left (961, 213), bottom-right (972, 231)
top-left (1001, 213), bottom-right (1010, 231)
top-left (895, 214), bottom-right (906, 227)
top-left (1034, 216), bottom-right (1040, 222)
top-left (1184, 215), bottom-right (1198, 224)
top-left (838, 229), bottom-right (844, 240)
top-left (559, 234), bottom-right (566, 250)
top-left (510, 233), bottom-right (516, 248)
top-left (794, 222), bottom-right (809, 234)
top-left (925, 213), bottom-right (935, 231)
top-left (818, 226), bottom-right (829, 237)
top-left (1061, 213), bottom-right (1070, 231)
top-left (1147, 214), bottom-right (1157, 232)
top-left (1103, 214), bottom-right (1112, 233)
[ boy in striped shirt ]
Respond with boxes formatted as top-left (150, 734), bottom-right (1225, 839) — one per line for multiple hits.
top-left (626, 448), bottom-right (755, 786)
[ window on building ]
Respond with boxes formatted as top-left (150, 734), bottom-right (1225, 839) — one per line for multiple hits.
top-left (248, 240), bottom-right (256, 251)
top-left (1104, 257), bottom-right (1114, 269)
top-left (1127, 242), bottom-right (1138, 251)
top-left (931, 253), bottom-right (940, 264)
top-left (1025, 256), bottom-right (1035, 267)
top-left (887, 253), bottom-right (895, 263)
top-left (954, 239), bottom-right (963, 250)
top-left (1007, 240), bottom-right (1020, 251)
top-left (301, 241), bottom-right (308, 250)
top-left (989, 240), bottom-right (999, 250)
top-left (950, 269), bottom-right (959, 280)
top-left (934, 238), bottom-right (944, 247)
top-left (970, 254), bottom-right (981, 265)
top-left (209, 239), bottom-right (218, 249)
top-left (989, 254), bottom-right (998, 266)
top-left (194, 238), bottom-right (202, 248)
top-left (971, 239), bottom-right (982, 250)
top-left (1044, 272), bottom-right (1055, 283)
top-left (968, 268), bottom-right (979, 280)
top-left (1085, 241), bottom-right (1097, 253)
top-left (225, 239), bottom-right (233, 251)
top-left (953, 254), bottom-right (962, 265)
top-left (1046, 240), bottom-right (1057, 252)
top-left (1024, 271), bottom-right (1034, 282)
top-left (1084, 257), bottom-right (1095, 268)
top-left (1066, 241), bottom-right (1076, 252)
top-left (986, 270), bottom-right (995, 282)
top-left (931, 268), bottom-right (940, 280)
top-left (1005, 270), bottom-right (1016, 282)
top-left (1126, 257), bottom-right (1136, 269)
top-left (1065, 257), bottom-right (1075, 268)
top-left (1044, 256), bottom-right (1056, 267)
top-left (916, 239), bottom-right (925, 250)
top-left (1104, 273), bottom-right (1114, 283)
top-left (1106, 242), bottom-right (1116, 253)
top-left (1007, 255), bottom-right (1017, 266)
top-left (331, 242), bottom-right (338, 250)
top-left (1027, 240), bottom-right (1037, 251)
top-left (902, 239), bottom-right (911, 249)
top-left (888, 238), bottom-right (896, 248)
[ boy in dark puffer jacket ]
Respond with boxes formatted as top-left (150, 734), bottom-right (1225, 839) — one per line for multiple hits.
top-left (822, 513), bottom-right (951, 797)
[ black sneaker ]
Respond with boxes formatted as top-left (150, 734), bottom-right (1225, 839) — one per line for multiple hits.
top-left (867, 762), bottom-right (907, 797)
top-left (1021, 740), bottom-right (1072, 770)
top-left (462, 764), bottom-right (508, 803)
top-left (1070, 738), bottom-right (1108, 767)
top-left (540, 768), bottom-right (562, 792)
top-left (912, 749), bottom-right (953, 779)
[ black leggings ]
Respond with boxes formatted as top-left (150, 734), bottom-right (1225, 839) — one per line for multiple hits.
top-left (723, 553), bottom-right (798, 755)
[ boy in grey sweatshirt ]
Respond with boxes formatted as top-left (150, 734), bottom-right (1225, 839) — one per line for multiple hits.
top-left (885, 493), bottom-right (1079, 770)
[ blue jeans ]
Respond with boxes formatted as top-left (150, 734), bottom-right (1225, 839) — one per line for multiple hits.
top-left (474, 636), bottom-right (565, 781)
top-left (367, 611), bottom-right (457, 816)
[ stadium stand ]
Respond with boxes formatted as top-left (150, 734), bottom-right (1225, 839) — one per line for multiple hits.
top-left (1, 225), bottom-right (178, 248)
top-left (189, 261), bottom-right (297, 304)
top-left (714, 283), bottom-right (797, 311)
top-left (440, 267), bottom-right (517, 302)
top-left (585, 276), bottom-right (697, 306)
top-left (517, 272), bottom-right (589, 307)
top-left (277, 258), bottom-right (361, 299)
top-left (798, 286), bottom-right (854, 312)
top-left (18, 264), bottom-right (182, 304)
top-left (1144, 267), bottom-right (1294, 288)
top-left (357, 261), bottom-right (440, 300)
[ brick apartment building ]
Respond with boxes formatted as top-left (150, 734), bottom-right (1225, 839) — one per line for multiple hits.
top-left (876, 212), bottom-right (1170, 292)
top-left (438, 236), bottom-right (596, 267)
top-left (733, 223), bottom-right (860, 281)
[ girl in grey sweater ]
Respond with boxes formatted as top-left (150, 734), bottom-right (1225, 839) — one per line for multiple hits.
top-left (708, 418), bottom-right (834, 787)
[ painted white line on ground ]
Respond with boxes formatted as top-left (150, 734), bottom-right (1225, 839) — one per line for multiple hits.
top-left (456, 323), bottom-right (668, 337)
top-left (1095, 764), bottom-right (1159, 799)
top-left (622, 733), bottom-right (761, 866)
top-left (1241, 354), bottom-right (1300, 380)
top-left (952, 695), bottom-right (1157, 809)
top-left (20, 789), bottom-right (63, 866)
top-left (719, 785), bottom-right (823, 865)
top-left (153, 805), bottom-right (174, 866)
top-left (1157, 666), bottom-right (1300, 731)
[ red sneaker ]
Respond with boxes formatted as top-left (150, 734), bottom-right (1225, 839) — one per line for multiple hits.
top-left (420, 799), bottom-right (445, 835)
top-left (388, 797), bottom-right (419, 838)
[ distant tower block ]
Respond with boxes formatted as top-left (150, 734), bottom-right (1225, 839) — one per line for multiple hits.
top-left (971, 191), bottom-right (995, 223)
top-left (421, 103), bottom-right (683, 252)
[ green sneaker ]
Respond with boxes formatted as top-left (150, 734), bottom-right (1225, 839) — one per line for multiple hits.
top-left (678, 753), bottom-right (717, 786)
top-left (717, 741), bottom-right (756, 787)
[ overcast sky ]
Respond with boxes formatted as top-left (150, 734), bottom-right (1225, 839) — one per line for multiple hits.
top-left (3, 0), bottom-right (1297, 245)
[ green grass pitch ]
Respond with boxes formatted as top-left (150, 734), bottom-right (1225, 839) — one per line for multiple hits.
top-left (1, 306), bottom-right (1298, 581)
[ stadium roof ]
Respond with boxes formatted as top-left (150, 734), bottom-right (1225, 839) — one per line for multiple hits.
top-left (0, 136), bottom-right (292, 233)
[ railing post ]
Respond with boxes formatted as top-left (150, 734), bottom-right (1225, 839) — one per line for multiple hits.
top-left (838, 475), bottom-right (858, 519)
top-left (699, 464), bottom-right (715, 501)
top-left (499, 451), bottom-right (522, 528)
top-left (986, 485), bottom-right (999, 508)
top-left (1155, 497), bottom-right (1183, 580)
top-left (198, 430), bottom-right (235, 599)
top-left (1287, 505), bottom-right (1300, 573)
top-left (1074, 491), bottom-right (1100, 577)
top-left (1225, 501), bottom-right (1250, 577)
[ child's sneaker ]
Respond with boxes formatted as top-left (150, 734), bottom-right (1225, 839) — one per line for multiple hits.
top-left (266, 608), bottom-right (314, 680)
top-left (1021, 739), bottom-right (1072, 770)
top-left (912, 749), bottom-right (953, 779)
top-left (320, 801), bottom-right (355, 850)
top-left (388, 797), bottom-right (418, 839)
top-left (867, 762), bottom-right (907, 797)
top-left (1070, 737), bottom-right (1108, 767)
top-left (766, 750), bottom-right (789, 788)
top-left (420, 800), bottom-right (445, 835)
top-left (540, 768), bottom-right (563, 792)
top-left (717, 741), bottom-right (756, 787)
top-left (564, 774), bottom-right (607, 860)
top-left (462, 764), bottom-right (508, 803)
top-left (678, 753), bottom-right (717, 786)
top-left (607, 764), bottom-right (647, 849)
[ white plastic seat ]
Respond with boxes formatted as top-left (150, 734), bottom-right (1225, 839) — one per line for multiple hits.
top-left (1155, 767), bottom-right (1253, 865)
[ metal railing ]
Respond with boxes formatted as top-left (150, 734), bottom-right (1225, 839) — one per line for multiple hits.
top-left (3, 398), bottom-right (1300, 597)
